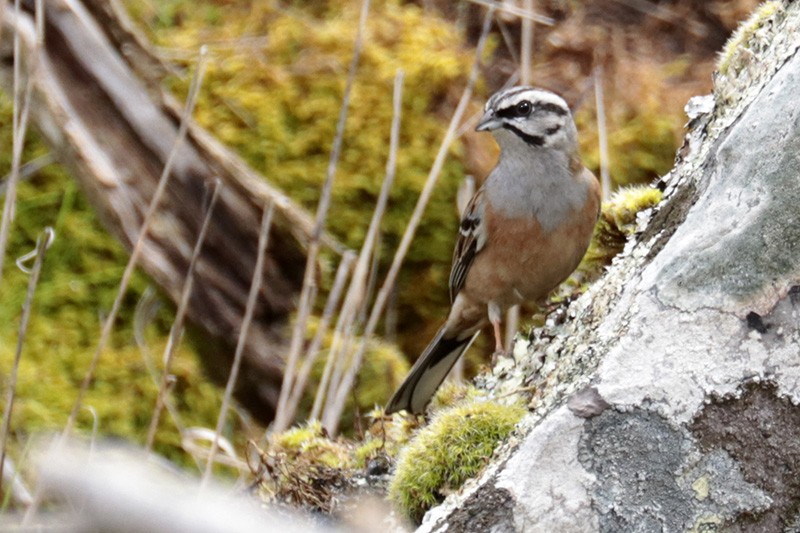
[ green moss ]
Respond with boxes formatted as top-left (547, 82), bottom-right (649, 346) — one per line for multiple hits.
top-left (389, 400), bottom-right (525, 523)
top-left (717, 1), bottom-right (781, 75)
top-left (272, 421), bottom-right (352, 468)
top-left (428, 380), bottom-right (482, 412)
top-left (574, 185), bottom-right (663, 284)
top-left (353, 437), bottom-right (383, 468)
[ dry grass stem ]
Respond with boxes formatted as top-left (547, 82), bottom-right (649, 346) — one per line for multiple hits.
top-left (316, 70), bottom-right (405, 430)
top-left (146, 179), bottom-right (222, 452)
top-left (610, 0), bottom-right (706, 37)
top-left (309, 285), bottom-right (352, 421)
top-left (1, 455), bottom-right (32, 508)
top-left (594, 65), bottom-right (611, 200)
top-left (520, 0), bottom-right (534, 85)
top-left (0, 153), bottom-right (54, 196)
top-left (278, 250), bottom-right (356, 432)
top-left (275, 0), bottom-right (371, 432)
top-left (467, 0), bottom-right (553, 25)
top-left (202, 201), bottom-right (274, 486)
top-left (322, 9), bottom-right (496, 435)
top-left (0, 227), bottom-right (53, 488)
top-left (495, 18), bottom-right (520, 65)
top-left (0, 0), bottom-right (40, 286)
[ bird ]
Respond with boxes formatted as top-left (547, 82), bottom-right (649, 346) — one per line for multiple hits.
top-left (385, 86), bottom-right (601, 415)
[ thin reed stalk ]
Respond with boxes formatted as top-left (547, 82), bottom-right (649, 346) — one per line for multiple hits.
top-left (0, 228), bottom-right (53, 488)
top-left (274, 0), bottom-right (371, 432)
top-left (466, 0), bottom-right (553, 25)
top-left (277, 250), bottom-right (355, 432)
top-left (202, 201), bottom-right (274, 486)
top-left (322, 9), bottom-right (496, 435)
top-left (520, 0), bottom-right (534, 85)
top-left (313, 70), bottom-right (405, 428)
top-left (594, 65), bottom-right (611, 200)
top-left (0, 0), bottom-right (41, 286)
top-left (309, 286), bottom-right (352, 421)
top-left (146, 179), bottom-right (222, 452)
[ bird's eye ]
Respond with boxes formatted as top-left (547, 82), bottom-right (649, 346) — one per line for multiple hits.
top-left (515, 101), bottom-right (532, 116)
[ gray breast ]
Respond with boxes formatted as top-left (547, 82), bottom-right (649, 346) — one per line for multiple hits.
top-left (485, 147), bottom-right (589, 232)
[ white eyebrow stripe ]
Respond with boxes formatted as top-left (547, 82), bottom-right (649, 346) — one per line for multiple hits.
top-left (488, 87), bottom-right (570, 115)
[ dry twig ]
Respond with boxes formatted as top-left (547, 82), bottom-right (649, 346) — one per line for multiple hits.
top-left (146, 179), bottom-right (222, 452)
top-left (0, 227), bottom-right (53, 488)
top-left (202, 201), bottom-right (275, 486)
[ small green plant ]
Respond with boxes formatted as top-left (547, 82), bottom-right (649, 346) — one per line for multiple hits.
top-left (389, 400), bottom-right (525, 523)
top-left (272, 421), bottom-right (353, 468)
top-left (579, 184), bottom-right (664, 277)
top-left (717, 1), bottom-right (781, 75)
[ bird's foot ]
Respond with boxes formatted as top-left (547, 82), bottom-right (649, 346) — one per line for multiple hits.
top-left (491, 348), bottom-right (507, 366)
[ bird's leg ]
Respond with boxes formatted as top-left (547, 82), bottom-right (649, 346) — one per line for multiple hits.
top-left (492, 319), bottom-right (504, 351)
top-left (489, 303), bottom-right (505, 364)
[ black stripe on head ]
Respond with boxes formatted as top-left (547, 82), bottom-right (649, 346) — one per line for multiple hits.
top-left (495, 106), bottom-right (522, 119)
top-left (537, 102), bottom-right (569, 116)
top-left (503, 124), bottom-right (545, 146)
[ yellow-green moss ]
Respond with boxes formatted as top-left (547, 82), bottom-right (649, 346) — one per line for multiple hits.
top-left (353, 437), bottom-right (383, 468)
top-left (389, 400), bottom-right (525, 523)
top-left (428, 380), bottom-right (482, 412)
top-left (272, 421), bottom-right (352, 468)
top-left (717, 1), bottom-right (782, 75)
top-left (574, 184), bottom-right (663, 285)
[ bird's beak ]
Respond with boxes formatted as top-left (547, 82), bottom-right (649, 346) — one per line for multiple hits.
top-left (475, 111), bottom-right (502, 132)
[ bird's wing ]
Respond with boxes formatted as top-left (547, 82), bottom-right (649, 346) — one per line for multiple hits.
top-left (449, 187), bottom-right (488, 302)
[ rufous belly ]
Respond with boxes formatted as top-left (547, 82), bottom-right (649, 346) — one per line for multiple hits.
top-left (460, 204), bottom-right (596, 310)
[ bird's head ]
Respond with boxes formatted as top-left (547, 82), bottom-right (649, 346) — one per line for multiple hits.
top-left (476, 86), bottom-right (577, 153)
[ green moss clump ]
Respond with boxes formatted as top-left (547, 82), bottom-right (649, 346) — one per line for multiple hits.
top-left (389, 400), bottom-right (525, 523)
top-left (572, 184), bottom-right (663, 286)
top-left (428, 380), bottom-right (482, 412)
top-left (272, 421), bottom-right (352, 468)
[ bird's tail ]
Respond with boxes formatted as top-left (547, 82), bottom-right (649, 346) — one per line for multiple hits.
top-left (385, 327), bottom-right (477, 415)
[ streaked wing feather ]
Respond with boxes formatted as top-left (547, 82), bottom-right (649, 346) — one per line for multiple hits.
top-left (449, 188), bottom-right (486, 302)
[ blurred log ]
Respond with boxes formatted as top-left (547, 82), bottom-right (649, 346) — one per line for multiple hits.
top-left (0, 0), bottom-right (331, 423)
